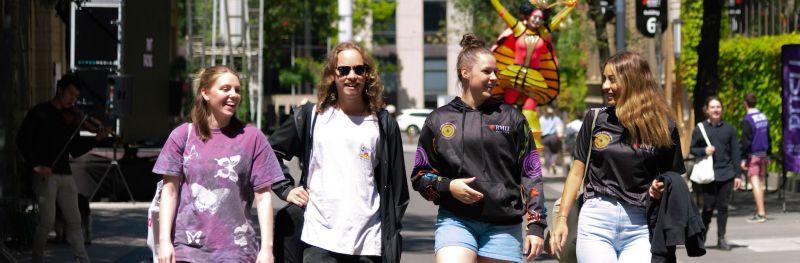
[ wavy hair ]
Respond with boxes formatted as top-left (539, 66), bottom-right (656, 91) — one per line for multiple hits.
top-left (316, 42), bottom-right (384, 114)
top-left (190, 65), bottom-right (240, 141)
top-left (603, 51), bottom-right (675, 147)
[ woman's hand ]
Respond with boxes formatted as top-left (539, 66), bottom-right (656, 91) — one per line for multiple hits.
top-left (157, 242), bottom-right (175, 263)
top-left (449, 177), bottom-right (484, 204)
top-left (649, 179), bottom-right (665, 200)
top-left (524, 234), bottom-right (544, 261)
top-left (256, 249), bottom-right (274, 263)
top-left (286, 186), bottom-right (309, 207)
top-left (705, 146), bottom-right (716, 156)
top-left (548, 216), bottom-right (569, 258)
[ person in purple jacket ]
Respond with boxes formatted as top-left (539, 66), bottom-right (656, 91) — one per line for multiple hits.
top-left (153, 65), bottom-right (284, 263)
top-left (740, 93), bottom-right (771, 223)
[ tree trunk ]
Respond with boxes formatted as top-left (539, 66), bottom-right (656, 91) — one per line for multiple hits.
top-left (587, 0), bottom-right (614, 70)
top-left (694, 0), bottom-right (722, 122)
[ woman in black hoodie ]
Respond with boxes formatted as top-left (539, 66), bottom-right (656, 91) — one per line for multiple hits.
top-left (411, 33), bottom-right (547, 263)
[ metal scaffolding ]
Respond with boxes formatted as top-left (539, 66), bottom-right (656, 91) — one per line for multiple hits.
top-left (186, 0), bottom-right (264, 128)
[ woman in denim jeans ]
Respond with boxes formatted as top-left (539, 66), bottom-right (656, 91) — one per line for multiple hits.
top-left (549, 51), bottom-right (685, 262)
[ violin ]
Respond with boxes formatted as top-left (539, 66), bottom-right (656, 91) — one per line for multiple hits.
top-left (61, 108), bottom-right (115, 140)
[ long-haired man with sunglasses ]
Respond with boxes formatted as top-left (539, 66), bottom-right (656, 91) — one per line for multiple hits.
top-left (269, 42), bottom-right (409, 263)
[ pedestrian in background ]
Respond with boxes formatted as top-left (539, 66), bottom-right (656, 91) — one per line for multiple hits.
top-left (411, 33), bottom-right (547, 263)
top-left (550, 51), bottom-right (685, 262)
top-left (269, 41), bottom-right (409, 263)
top-left (690, 95), bottom-right (742, 251)
top-left (18, 74), bottom-right (110, 263)
top-left (540, 106), bottom-right (565, 175)
top-left (154, 65), bottom-right (284, 262)
top-left (740, 93), bottom-right (771, 223)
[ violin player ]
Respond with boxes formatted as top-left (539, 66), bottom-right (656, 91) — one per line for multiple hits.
top-left (17, 73), bottom-right (111, 263)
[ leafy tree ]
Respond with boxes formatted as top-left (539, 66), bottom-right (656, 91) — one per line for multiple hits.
top-left (585, 0), bottom-right (614, 66)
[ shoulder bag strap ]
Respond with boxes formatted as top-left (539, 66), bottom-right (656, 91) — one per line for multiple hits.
top-left (581, 108), bottom-right (600, 191)
top-left (697, 122), bottom-right (712, 147)
top-left (181, 123), bottom-right (192, 186)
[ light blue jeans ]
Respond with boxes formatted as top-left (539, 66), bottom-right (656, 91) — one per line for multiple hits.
top-left (576, 195), bottom-right (650, 263)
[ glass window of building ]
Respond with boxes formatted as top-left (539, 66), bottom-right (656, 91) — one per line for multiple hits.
top-left (424, 57), bottom-right (447, 108)
top-left (423, 0), bottom-right (446, 44)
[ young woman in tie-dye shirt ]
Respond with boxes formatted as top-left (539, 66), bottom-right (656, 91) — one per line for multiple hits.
top-left (153, 66), bottom-right (284, 262)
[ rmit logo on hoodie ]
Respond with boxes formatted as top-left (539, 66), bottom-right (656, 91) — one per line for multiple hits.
top-left (488, 124), bottom-right (511, 133)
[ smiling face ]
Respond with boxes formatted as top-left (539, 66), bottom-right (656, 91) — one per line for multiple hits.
top-left (461, 53), bottom-right (498, 103)
top-left (602, 64), bottom-right (621, 106)
top-left (705, 98), bottom-right (723, 122)
top-left (334, 49), bottom-right (367, 106)
top-left (201, 72), bottom-right (241, 122)
top-left (526, 9), bottom-right (544, 30)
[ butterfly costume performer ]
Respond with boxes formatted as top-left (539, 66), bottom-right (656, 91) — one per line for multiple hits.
top-left (489, 0), bottom-right (577, 149)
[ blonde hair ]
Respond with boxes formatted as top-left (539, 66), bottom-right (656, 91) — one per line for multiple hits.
top-left (190, 65), bottom-right (240, 141)
top-left (316, 42), bottom-right (384, 114)
top-left (603, 51), bottom-right (675, 147)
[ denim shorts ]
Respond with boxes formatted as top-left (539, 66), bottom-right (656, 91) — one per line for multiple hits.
top-left (434, 209), bottom-right (523, 262)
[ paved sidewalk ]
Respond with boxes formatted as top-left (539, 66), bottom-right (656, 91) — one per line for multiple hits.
top-left (7, 170), bottom-right (800, 262)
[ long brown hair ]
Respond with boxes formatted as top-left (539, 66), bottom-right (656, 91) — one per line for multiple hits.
top-left (190, 65), bottom-right (240, 141)
top-left (316, 42), bottom-right (384, 114)
top-left (603, 51), bottom-right (675, 147)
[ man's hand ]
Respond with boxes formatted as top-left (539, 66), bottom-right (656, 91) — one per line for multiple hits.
top-left (740, 160), bottom-right (748, 172)
top-left (734, 177), bottom-right (743, 190)
top-left (33, 166), bottom-right (52, 181)
top-left (524, 234), bottom-right (544, 261)
top-left (95, 127), bottom-right (112, 141)
top-left (287, 186), bottom-right (309, 207)
top-left (450, 177), bottom-right (484, 204)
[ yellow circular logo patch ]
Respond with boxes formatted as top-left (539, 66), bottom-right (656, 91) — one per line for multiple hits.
top-left (593, 131), bottom-right (612, 150)
top-left (440, 123), bottom-right (456, 139)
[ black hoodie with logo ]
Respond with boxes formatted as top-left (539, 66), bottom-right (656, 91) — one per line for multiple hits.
top-left (411, 97), bottom-right (547, 237)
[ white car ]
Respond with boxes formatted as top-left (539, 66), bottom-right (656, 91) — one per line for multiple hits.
top-left (396, 108), bottom-right (433, 135)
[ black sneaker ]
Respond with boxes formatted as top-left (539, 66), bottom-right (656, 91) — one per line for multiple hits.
top-left (746, 214), bottom-right (767, 223)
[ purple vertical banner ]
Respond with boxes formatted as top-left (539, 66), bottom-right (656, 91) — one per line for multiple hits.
top-left (782, 44), bottom-right (800, 173)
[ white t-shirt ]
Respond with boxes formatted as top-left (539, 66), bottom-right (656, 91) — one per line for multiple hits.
top-left (301, 106), bottom-right (382, 256)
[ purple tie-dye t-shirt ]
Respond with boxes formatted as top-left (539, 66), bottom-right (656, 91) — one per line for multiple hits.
top-left (153, 123), bottom-right (284, 262)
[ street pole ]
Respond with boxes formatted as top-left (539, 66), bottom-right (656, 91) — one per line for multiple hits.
top-left (338, 0), bottom-right (353, 42)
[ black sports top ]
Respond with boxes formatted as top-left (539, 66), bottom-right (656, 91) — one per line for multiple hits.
top-left (573, 107), bottom-right (686, 207)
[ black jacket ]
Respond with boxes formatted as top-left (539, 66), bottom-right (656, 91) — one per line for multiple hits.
top-left (690, 120), bottom-right (741, 181)
top-left (411, 97), bottom-right (547, 237)
top-left (647, 171), bottom-right (706, 263)
top-left (16, 102), bottom-right (96, 174)
top-left (269, 103), bottom-right (409, 263)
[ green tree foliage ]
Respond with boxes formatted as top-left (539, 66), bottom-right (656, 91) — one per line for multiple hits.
top-left (278, 57), bottom-right (324, 89)
top-left (679, 0), bottom-right (703, 99)
top-left (716, 34), bottom-right (800, 171)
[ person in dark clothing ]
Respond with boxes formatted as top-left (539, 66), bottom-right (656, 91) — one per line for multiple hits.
top-left (689, 96), bottom-right (742, 251)
top-left (411, 33), bottom-right (547, 262)
top-left (646, 171), bottom-right (706, 263)
top-left (17, 74), bottom-right (111, 263)
top-left (549, 51), bottom-right (685, 262)
top-left (740, 93), bottom-right (771, 223)
top-left (269, 41), bottom-right (409, 263)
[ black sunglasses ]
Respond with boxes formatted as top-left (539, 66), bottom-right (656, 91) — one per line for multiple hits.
top-left (336, 65), bottom-right (369, 76)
